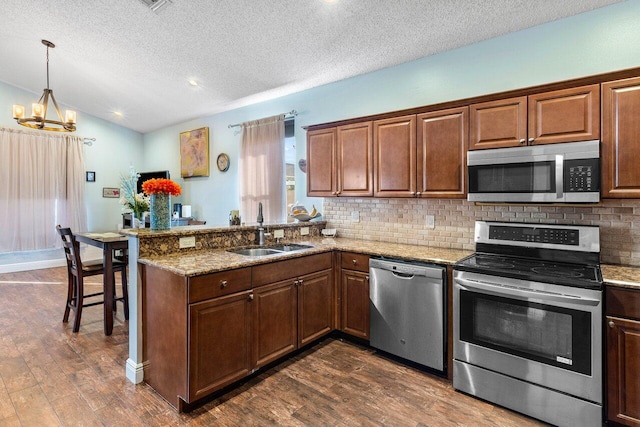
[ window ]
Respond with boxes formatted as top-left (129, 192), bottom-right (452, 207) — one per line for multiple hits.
top-left (284, 119), bottom-right (296, 221)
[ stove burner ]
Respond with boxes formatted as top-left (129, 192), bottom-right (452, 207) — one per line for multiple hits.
top-left (531, 266), bottom-right (585, 279)
top-left (476, 259), bottom-right (515, 269)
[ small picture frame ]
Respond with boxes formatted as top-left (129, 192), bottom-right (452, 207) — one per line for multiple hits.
top-left (180, 127), bottom-right (210, 178)
top-left (102, 187), bottom-right (120, 198)
top-left (86, 171), bottom-right (96, 182)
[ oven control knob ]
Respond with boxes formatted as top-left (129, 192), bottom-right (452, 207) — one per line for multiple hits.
top-left (608, 320), bottom-right (616, 329)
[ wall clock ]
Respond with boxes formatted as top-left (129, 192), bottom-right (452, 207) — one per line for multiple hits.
top-left (217, 153), bottom-right (230, 172)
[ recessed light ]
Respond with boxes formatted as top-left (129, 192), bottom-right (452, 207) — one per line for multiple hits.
top-left (113, 111), bottom-right (123, 117)
top-left (188, 79), bottom-right (199, 87)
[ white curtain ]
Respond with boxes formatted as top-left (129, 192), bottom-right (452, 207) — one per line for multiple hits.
top-left (0, 127), bottom-right (87, 252)
top-left (240, 114), bottom-right (285, 224)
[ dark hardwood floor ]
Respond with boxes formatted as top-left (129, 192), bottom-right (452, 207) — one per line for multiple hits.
top-left (0, 267), bottom-right (546, 426)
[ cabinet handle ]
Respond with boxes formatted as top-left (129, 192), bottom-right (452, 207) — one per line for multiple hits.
top-left (519, 138), bottom-right (526, 145)
top-left (366, 276), bottom-right (369, 281)
top-left (299, 279), bottom-right (304, 285)
top-left (248, 294), bottom-right (254, 301)
top-left (416, 192), bottom-right (421, 197)
top-left (220, 280), bottom-right (228, 288)
top-left (528, 137), bottom-right (535, 144)
top-left (352, 259), bottom-right (357, 265)
top-left (608, 320), bottom-right (615, 329)
top-left (294, 280), bottom-right (299, 286)
top-left (410, 191), bottom-right (415, 195)
top-left (332, 191), bottom-right (337, 195)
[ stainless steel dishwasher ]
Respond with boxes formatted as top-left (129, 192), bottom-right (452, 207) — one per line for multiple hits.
top-left (369, 258), bottom-right (446, 372)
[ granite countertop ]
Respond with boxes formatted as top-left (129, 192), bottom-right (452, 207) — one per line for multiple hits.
top-left (138, 236), bottom-right (640, 289)
top-left (138, 237), bottom-right (473, 277)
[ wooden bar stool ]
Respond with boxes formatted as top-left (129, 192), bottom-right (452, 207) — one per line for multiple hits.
top-left (56, 225), bottom-right (129, 333)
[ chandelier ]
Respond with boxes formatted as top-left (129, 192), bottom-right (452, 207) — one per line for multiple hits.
top-left (12, 40), bottom-right (76, 132)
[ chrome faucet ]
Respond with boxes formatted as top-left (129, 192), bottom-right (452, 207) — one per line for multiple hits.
top-left (257, 202), bottom-right (266, 246)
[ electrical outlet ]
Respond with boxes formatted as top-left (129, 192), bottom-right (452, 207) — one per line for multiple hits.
top-left (300, 227), bottom-right (310, 236)
top-left (426, 215), bottom-right (435, 229)
top-left (179, 236), bottom-right (196, 249)
top-left (274, 229), bottom-right (284, 239)
top-left (352, 211), bottom-right (360, 222)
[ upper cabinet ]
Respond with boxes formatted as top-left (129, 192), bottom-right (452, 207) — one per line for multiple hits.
top-left (417, 107), bottom-right (468, 198)
top-left (469, 84), bottom-right (600, 150)
top-left (373, 115), bottom-right (416, 197)
top-left (307, 127), bottom-right (336, 197)
top-left (602, 76), bottom-right (640, 198)
top-left (307, 123), bottom-right (373, 197)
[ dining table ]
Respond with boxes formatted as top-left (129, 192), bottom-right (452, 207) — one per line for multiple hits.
top-left (75, 231), bottom-right (129, 336)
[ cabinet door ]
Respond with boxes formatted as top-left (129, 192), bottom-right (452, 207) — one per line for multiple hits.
top-left (417, 107), bottom-right (468, 198)
top-left (602, 77), bottom-right (640, 198)
top-left (307, 127), bottom-right (337, 197)
top-left (188, 291), bottom-right (252, 401)
top-left (336, 122), bottom-right (373, 197)
top-left (528, 84), bottom-right (600, 145)
top-left (607, 316), bottom-right (640, 426)
top-left (373, 115), bottom-right (417, 197)
top-left (253, 280), bottom-right (297, 369)
top-left (469, 96), bottom-right (527, 150)
top-left (298, 269), bottom-right (333, 347)
top-left (341, 269), bottom-right (370, 340)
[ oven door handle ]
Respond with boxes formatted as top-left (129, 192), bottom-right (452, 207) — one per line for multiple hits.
top-left (555, 154), bottom-right (564, 199)
top-left (456, 277), bottom-right (600, 306)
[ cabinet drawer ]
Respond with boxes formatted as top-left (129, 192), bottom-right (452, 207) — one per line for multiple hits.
top-left (606, 286), bottom-right (640, 320)
top-left (252, 253), bottom-right (332, 287)
top-left (189, 268), bottom-right (252, 303)
top-left (340, 252), bottom-right (369, 273)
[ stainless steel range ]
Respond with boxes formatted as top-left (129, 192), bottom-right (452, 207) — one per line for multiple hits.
top-left (453, 221), bottom-right (603, 427)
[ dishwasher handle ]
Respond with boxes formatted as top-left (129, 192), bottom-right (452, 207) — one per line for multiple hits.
top-left (369, 258), bottom-right (445, 279)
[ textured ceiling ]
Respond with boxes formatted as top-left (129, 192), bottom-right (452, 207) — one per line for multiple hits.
top-left (0, 0), bottom-right (623, 133)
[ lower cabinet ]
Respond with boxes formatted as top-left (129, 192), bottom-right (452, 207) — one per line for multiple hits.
top-left (339, 252), bottom-right (370, 340)
top-left (607, 286), bottom-right (640, 426)
top-left (189, 291), bottom-right (253, 401)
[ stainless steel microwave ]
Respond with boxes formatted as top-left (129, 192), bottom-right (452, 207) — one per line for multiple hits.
top-left (467, 140), bottom-right (600, 203)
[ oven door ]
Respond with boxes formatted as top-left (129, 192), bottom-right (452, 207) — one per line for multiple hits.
top-left (453, 270), bottom-right (602, 404)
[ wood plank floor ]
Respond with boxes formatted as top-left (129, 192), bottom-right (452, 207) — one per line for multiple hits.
top-left (0, 267), bottom-right (547, 426)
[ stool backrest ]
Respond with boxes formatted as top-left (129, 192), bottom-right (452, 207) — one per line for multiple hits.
top-left (56, 225), bottom-right (82, 272)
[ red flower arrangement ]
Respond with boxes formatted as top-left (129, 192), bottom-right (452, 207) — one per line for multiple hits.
top-left (142, 178), bottom-right (182, 196)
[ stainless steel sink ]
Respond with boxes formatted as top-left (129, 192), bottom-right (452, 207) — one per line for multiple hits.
top-left (269, 243), bottom-right (313, 252)
top-left (228, 248), bottom-right (282, 257)
top-left (228, 243), bottom-right (313, 257)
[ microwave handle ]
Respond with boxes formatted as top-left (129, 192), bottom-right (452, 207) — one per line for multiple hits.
top-left (555, 154), bottom-right (564, 199)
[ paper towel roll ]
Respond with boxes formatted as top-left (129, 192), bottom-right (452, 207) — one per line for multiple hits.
top-left (181, 205), bottom-right (192, 218)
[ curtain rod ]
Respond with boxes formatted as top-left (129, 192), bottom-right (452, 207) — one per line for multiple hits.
top-left (227, 110), bottom-right (297, 129)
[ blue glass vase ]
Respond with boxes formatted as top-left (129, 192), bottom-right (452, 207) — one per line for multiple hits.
top-left (150, 193), bottom-right (171, 230)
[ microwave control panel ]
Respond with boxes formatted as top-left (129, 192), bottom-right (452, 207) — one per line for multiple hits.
top-left (564, 158), bottom-right (600, 192)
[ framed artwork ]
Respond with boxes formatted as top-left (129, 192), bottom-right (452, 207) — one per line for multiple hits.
top-left (102, 187), bottom-right (120, 198)
top-left (180, 127), bottom-right (210, 178)
top-left (86, 171), bottom-right (96, 182)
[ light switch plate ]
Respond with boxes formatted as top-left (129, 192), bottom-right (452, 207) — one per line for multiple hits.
top-left (300, 227), bottom-right (310, 236)
top-left (352, 211), bottom-right (360, 222)
top-left (274, 229), bottom-right (285, 239)
top-left (179, 236), bottom-right (196, 249)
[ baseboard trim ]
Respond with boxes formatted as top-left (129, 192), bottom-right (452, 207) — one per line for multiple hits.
top-left (126, 358), bottom-right (147, 384)
top-left (0, 258), bottom-right (67, 274)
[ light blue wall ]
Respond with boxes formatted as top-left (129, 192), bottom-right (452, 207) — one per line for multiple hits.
top-left (0, 79), bottom-right (144, 232)
top-left (143, 1), bottom-right (640, 226)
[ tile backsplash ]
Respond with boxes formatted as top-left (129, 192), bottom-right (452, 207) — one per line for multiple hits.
top-left (323, 198), bottom-right (640, 266)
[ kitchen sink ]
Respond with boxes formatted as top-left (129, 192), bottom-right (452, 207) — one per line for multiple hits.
top-left (228, 243), bottom-right (313, 257)
top-left (228, 248), bottom-right (282, 257)
top-left (269, 243), bottom-right (313, 252)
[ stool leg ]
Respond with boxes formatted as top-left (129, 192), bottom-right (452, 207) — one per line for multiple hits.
top-left (72, 275), bottom-right (84, 333)
top-left (121, 268), bottom-right (129, 320)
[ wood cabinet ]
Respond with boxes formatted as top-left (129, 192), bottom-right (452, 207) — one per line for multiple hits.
top-left (298, 270), bottom-right (334, 346)
top-left (373, 115), bottom-right (416, 197)
top-left (606, 286), bottom-right (640, 426)
top-left (417, 107), bottom-right (468, 198)
top-left (602, 76), bottom-right (640, 198)
top-left (189, 291), bottom-right (252, 401)
top-left (339, 252), bottom-right (370, 340)
top-left (306, 123), bottom-right (373, 197)
top-left (307, 127), bottom-right (337, 197)
top-left (469, 84), bottom-right (600, 150)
